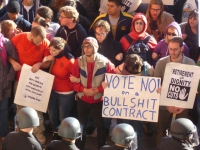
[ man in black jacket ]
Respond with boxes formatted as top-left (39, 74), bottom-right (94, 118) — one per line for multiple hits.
top-left (0, 0), bottom-right (31, 32)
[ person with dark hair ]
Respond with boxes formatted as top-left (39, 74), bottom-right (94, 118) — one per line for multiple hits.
top-left (36, 6), bottom-right (60, 38)
top-left (19, 0), bottom-right (41, 23)
top-left (120, 13), bottom-right (157, 65)
top-left (146, 0), bottom-right (174, 42)
top-left (46, 37), bottom-right (75, 140)
top-left (0, 0), bottom-right (31, 32)
top-left (158, 118), bottom-right (199, 150)
top-left (99, 0), bottom-right (141, 16)
top-left (9, 26), bottom-right (51, 145)
top-left (46, 117), bottom-right (81, 150)
top-left (71, 37), bottom-right (115, 150)
top-left (32, 16), bottom-right (49, 28)
top-left (55, 6), bottom-right (87, 58)
top-left (2, 107), bottom-right (42, 150)
top-left (180, 9), bottom-right (199, 62)
top-left (154, 36), bottom-right (195, 146)
top-left (93, 20), bottom-right (123, 66)
top-left (152, 21), bottom-right (190, 66)
top-left (89, 0), bottom-right (133, 42)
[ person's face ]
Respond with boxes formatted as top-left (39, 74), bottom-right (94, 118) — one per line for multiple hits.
top-left (49, 46), bottom-right (61, 56)
top-left (189, 16), bottom-right (198, 28)
top-left (134, 19), bottom-right (144, 33)
top-left (7, 26), bottom-right (19, 39)
top-left (107, 2), bottom-right (121, 16)
top-left (23, 0), bottom-right (33, 5)
top-left (150, 4), bottom-right (161, 20)
top-left (8, 12), bottom-right (19, 20)
top-left (166, 28), bottom-right (179, 41)
top-left (31, 35), bottom-right (44, 46)
top-left (59, 12), bottom-right (71, 26)
top-left (94, 27), bottom-right (107, 43)
top-left (82, 44), bottom-right (94, 57)
top-left (168, 42), bottom-right (183, 60)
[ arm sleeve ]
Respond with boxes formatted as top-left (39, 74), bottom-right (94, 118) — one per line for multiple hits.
top-left (71, 59), bottom-right (85, 92)
top-left (147, 36), bottom-right (157, 50)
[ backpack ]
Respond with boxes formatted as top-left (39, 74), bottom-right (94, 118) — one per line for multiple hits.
top-left (124, 35), bottom-right (152, 65)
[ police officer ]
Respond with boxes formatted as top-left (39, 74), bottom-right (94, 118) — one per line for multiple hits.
top-left (46, 117), bottom-right (82, 150)
top-left (100, 123), bottom-right (138, 150)
top-left (2, 107), bottom-right (42, 150)
top-left (158, 118), bottom-right (199, 150)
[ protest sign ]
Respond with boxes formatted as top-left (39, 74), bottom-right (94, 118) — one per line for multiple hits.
top-left (142, 0), bottom-right (173, 5)
top-left (102, 73), bottom-right (161, 122)
top-left (160, 63), bottom-right (200, 108)
top-left (14, 64), bottom-right (54, 112)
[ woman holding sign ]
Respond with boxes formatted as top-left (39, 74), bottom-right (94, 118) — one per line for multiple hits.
top-left (102, 54), bottom-right (154, 148)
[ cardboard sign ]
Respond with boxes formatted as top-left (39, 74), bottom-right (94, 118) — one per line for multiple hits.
top-left (142, 0), bottom-right (174, 5)
top-left (14, 64), bottom-right (54, 112)
top-left (102, 73), bottom-right (161, 122)
top-left (160, 63), bottom-right (200, 108)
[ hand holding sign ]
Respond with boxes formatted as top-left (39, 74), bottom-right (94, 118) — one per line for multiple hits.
top-left (179, 88), bottom-right (189, 100)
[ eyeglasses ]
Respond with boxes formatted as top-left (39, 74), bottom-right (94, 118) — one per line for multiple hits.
top-left (94, 32), bottom-right (107, 37)
top-left (59, 15), bottom-right (70, 19)
top-left (167, 32), bottom-right (177, 36)
top-left (82, 44), bottom-right (93, 49)
top-left (150, 8), bottom-right (161, 13)
top-left (134, 21), bottom-right (144, 25)
top-left (188, 16), bottom-right (198, 20)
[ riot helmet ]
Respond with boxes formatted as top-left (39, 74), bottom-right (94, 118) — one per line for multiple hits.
top-left (111, 123), bottom-right (138, 149)
top-left (58, 117), bottom-right (82, 139)
top-left (16, 107), bottom-right (39, 129)
top-left (170, 118), bottom-right (199, 147)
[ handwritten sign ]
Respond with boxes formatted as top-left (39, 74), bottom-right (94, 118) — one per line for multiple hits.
top-left (142, 0), bottom-right (173, 5)
top-left (14, 64), bottom-right (54, 112)
top-left (160, 63), bottom-right (200, 108)
top-left (102, 74), bottom-right (161, 122)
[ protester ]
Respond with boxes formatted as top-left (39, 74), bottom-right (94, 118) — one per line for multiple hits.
top-left (47, 37), bottom-right (75, 140)
top-left (9, 26), bottom-right (51, 144)
top-left (70, 37), bottom-right (115, 149)
top-left (0, 30), bottom-right (18, 141)
top-left (0, 0), bottom-right (31, 32)
top-left (154, 36), bottom-right (195, 146)
top-left (89, 0), bottom-right (133, 42)
top-left (180, 9), bottom-right (199, 62)
top-left (146, 0), bottom-right (174, 42)
top-left (55, 6), bottom-right (87, 58)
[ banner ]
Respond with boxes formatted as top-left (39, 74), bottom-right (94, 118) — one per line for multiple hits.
top-left (142, 0), bottom-right (173, 5)
top-left (102, 73), bottom-right (161, 122)
top-left (14, 64), bottom-right (54, 112)
top-left (160, 63), bottom-right (200, 108)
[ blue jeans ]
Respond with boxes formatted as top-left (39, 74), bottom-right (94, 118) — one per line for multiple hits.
top-left (0, 98), bottom-right (8, 137)
top-left (48, 90), bottom-right (75, 131)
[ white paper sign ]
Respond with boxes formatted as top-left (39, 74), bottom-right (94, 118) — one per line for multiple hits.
top-left (102, 73), bottom-right (161, 122)
top-left (14, 64), bottom-right (54, 112)
top-left (142, 0), bottom-right (173, 5)
top-left (160, 63), bottom-right (200, 108)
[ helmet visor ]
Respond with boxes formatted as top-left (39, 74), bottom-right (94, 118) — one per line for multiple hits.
top-left (190, 126), bottom-right (199, 147)
top-left (130, 132), bottom-right (138, 150)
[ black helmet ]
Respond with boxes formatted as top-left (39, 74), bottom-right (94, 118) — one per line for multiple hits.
top-left (16, 107), bottom-right (39, 129)
top-left (111, 123), bottom-right (137, 149)
top-left (58, 117), bottom-right (82, 139)
top-left (171, 118), bottom-right (199, 147)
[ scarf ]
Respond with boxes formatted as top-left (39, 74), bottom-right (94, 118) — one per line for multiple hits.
top-left (0, 34), bottom-right (6, 66)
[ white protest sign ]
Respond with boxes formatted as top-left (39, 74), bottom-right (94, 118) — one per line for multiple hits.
top-left (14, 64), bottom-right (54, 112)
top-left (160, 63), bottom-right (200, 108)
top-left (102, 73), bottom-right (161, 122)
top-left (142, 0), bottom-right (173, 5)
